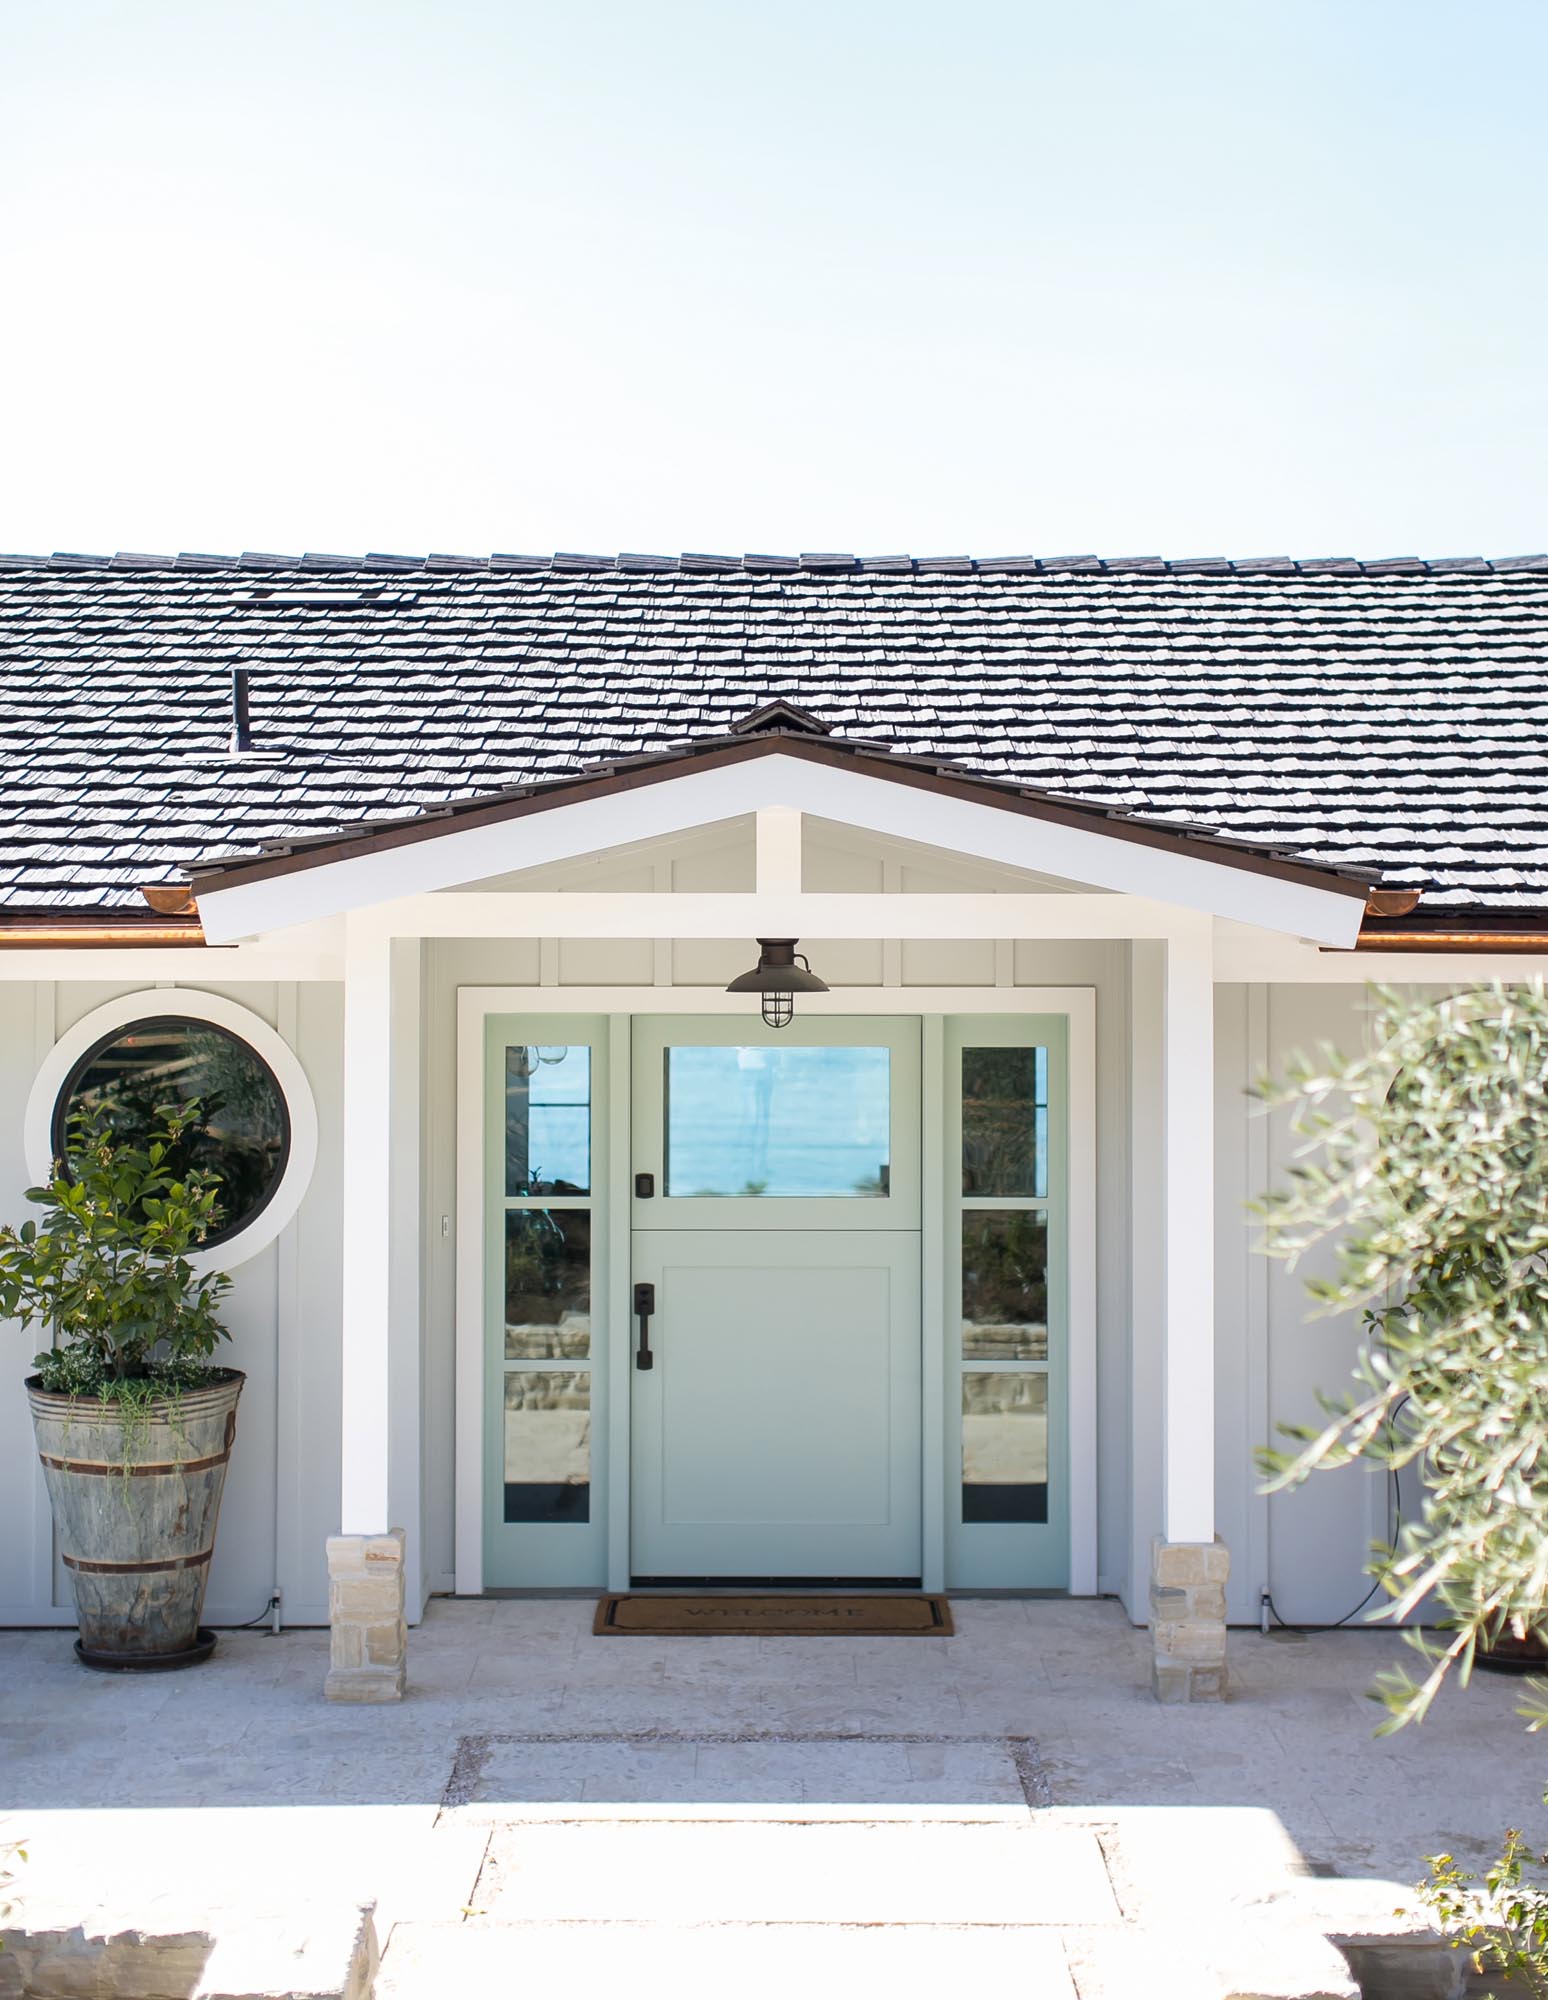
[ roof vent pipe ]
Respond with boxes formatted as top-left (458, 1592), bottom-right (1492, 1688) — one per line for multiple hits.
top-left (230, 667), bottom-right (252, 754)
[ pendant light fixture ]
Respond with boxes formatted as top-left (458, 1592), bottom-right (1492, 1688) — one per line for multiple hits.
top-left (725, 938), bottom-right (829, 1029)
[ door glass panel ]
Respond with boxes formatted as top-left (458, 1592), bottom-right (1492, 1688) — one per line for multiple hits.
top-left (962, 1212), bottom-right (1048, 1360)
top-left (962, 1372), bottom-right (1048, 1523)
top-left (503, 1369), bottom-right (590, 1522)
top-left (505, 1044), bottom-right (590, 1196)
top-left (504, 1211), bottom-right (591, 1358)
top-left (664, 1045), bottom-right (891, 1198)
top-left (962, 1047), bottom-right (1048, 1198)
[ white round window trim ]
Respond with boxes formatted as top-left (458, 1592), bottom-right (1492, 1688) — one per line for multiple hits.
top-left (24, 989), bottom-right (319, 1275)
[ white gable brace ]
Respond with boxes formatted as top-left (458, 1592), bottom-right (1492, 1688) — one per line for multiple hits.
top-left (196, 753), bottom-right (1367, 947)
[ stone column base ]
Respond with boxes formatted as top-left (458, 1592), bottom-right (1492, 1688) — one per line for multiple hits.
top-left (325, 1529), bottom-right (407, 1703)
top-left (1149, 1535), bottom-right (1229, 1703)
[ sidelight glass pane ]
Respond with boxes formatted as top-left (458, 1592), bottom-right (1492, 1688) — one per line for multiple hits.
top-left (664, 1045), bottom-right (891, 1198)
top-left (962, 1046), bottom-right (1048, 1198)
top-left (962, 1211), bottom-right (1048, 1360)
top-left (962, 1372), bottom-right (1048, 1523)
top-left (503, 1369), bottom-right (590, 1522)
top-left (505, 1044), bottom-right (590, 1196)
top-left (504, 1210), bottom-right (591, 1359)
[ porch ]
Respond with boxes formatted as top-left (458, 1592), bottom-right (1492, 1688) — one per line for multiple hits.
top-left (0, 1597), bottom-right (1524, 1996)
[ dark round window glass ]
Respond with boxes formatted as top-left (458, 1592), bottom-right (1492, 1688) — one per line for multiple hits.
top-left (52, 1015), bottom-right (290, 1248)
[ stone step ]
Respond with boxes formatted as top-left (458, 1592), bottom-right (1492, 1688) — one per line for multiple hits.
top-left (0, 1902), bottom-right (376, 2000)
top-left (376, 1919), bottom-right (1079, 1998)
top-left (471, 1815), bottom-right (1120, 1927)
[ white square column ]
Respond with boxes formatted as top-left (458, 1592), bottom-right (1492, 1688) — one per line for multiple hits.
top-left (328, 920), bottom-right (421, 1703)
top-left (1136, 923), bottom-right (1228, 1701)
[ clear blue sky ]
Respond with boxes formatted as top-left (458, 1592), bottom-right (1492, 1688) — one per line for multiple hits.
top-left (3, 1), bottom-right (1543, 559)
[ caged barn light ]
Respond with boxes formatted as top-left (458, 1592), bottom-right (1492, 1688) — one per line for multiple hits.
top-left (725, 938), bottom-right (829, 1030)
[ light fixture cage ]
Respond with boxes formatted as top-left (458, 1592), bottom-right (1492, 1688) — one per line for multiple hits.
top-left (725, 938), bottom-right (828, 1031)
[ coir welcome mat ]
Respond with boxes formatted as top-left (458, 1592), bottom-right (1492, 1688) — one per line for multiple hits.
top-left (593, 1594), bottom-right (953, 1636)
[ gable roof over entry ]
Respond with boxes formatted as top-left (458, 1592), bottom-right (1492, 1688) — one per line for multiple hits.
top-left (1, 551), bottom-right (1544, 921)
top-left (189, 726), bottom-right (1372, 947)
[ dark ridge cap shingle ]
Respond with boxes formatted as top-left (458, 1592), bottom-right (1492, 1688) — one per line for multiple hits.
top-left (743, 553), bottom-right (799, 572)
top-left (915, 556), bottom-right (976, 574)
top-left (239, 551), bottom-right (301, 568)
top-left (174, 552), bottom-right (238, 569)
top-left (679, 552), bottom-right (740, 571)
top-left (798, 553), bottom-right (858, 571)
top-left (617, 552), bottom-right (680, 571)
top-left (49, 552), bottom-right (113, 567)
top-left (364, 552), bottom-right (423, 569)
top-left (0, 554), bottom-right (47, 568)
top-left (489, 553), bottom-right (549, 570)
top-left (857, 555), bottom-right (915, 573)
top-left (1033, 555), bottom-right (1101, 573)
top-left (551, 552), bottom-right (612, 571)
top-left (111, 551), bottom-right (175, 568)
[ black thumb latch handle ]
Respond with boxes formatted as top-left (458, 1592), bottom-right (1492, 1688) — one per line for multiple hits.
top-left (634, 1282), bottom-right (655, 1370)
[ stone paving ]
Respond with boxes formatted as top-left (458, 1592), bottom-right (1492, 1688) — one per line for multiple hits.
top-left (0, 1595), bottom-right (1542, 1996)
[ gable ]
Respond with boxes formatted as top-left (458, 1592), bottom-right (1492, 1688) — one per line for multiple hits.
top-left (189, 738), bottom-right (1369, 946)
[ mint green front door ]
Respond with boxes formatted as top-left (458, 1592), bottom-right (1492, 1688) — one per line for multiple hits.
top-left (629, 1018), bottom-right (923, 1581)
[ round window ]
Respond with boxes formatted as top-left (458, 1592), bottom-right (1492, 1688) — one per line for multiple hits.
top-left (52, 1015), bottom-right (291, 1250)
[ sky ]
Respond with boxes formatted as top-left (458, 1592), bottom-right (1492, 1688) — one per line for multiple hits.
top-left (2, 0), bottom-right (1544, 561)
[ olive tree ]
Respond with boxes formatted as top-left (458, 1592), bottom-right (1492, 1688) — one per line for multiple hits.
top-left (1257, 981), bottom-right (1548, 1729)
top-left (1259, 982), bottom-right (1548, 1991)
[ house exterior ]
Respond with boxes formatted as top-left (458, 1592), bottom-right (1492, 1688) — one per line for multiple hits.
top-left (3, 548), bottom-right (1546, 1703)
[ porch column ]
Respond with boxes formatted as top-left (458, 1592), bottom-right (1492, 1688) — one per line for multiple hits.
top-left (326, 921), bottom-right (421, 1703)
top-left (1149, 922), bottom-right (1228, 1702)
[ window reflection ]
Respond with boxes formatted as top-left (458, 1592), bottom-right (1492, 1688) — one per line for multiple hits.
top-left (503, 1370), bottom-right (590, 1522)
top-left (962, 1372), bottom-right (1048, 1523)
top-left (962, 1212), bottom-right (1048, 1360)
top-left (664, 1045), bottom-right (890, 1198)
top-left (505, 1211), bottom-right (591, 1359)
top-left (506, 1045), bottom-right (590, 1196)
top-left (962, 1047), bottom-right (1048, 1198)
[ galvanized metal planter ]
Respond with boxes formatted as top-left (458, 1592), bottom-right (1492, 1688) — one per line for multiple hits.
top-left (26, 1370), bottom-right (244, 1668)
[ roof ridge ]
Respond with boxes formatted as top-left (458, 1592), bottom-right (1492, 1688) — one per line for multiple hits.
top-left (0, 550), bottom-right (1544, 577)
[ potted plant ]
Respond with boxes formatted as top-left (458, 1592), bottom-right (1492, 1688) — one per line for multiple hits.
top-left (0, 1101), bottom-right (242, 1669)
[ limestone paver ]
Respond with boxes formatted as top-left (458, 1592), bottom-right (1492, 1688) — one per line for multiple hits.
top-left (472, 1818), bottom-right (1120, 1926)
top-left (374, 1919), bottom-right (1079, 1999)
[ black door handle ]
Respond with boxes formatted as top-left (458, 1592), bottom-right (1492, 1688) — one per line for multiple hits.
top-left (634, 1282), bottom-right (655, 1370)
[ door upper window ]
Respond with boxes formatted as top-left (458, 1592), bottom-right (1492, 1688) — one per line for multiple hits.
top-left (663, 1044), bottom-right (891, 1198)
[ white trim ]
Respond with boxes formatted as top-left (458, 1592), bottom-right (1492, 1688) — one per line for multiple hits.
top-left (920, 1016), bottom-right (946, 1594)
top-left (606, 1016), bottom-right (632, 1592)
top-left (453, 984), bottom-right (484, 1595)
top-left (1160, 922), bottom-right (1216, 1544)
top-left (368, 891), bottom-right (1185, 941)
top-left (196, 755), bottom-right (1366, 946)
top-left (1066, 989), bottom-right (1099, 1595)
top-left (23, 987), bottom-right (319, 1276)
top-left (451, 983), bottom-right (1101, 1597)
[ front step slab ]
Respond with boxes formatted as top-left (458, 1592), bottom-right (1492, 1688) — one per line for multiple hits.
top-left (473, 1817), bottom-right (1119, 1927)
top-left (377, 1919), bottom-right (1078, 1999)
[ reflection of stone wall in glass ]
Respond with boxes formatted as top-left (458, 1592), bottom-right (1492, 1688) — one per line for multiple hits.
top-left (503, 1369), bottom-right (590, 1522)
top-left (504, 1210), bottom-right (591, 1357)
top-left (962, 1372), bottom-right (1048, 1523)
top-left (962, 1211), bottom-right (1048, 1359)
top-left (961, 1047), bottom-right (1048, 1198)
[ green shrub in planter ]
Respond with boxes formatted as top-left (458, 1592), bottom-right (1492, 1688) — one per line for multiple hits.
top-left (0, 1102), bottom-right (243, 1665)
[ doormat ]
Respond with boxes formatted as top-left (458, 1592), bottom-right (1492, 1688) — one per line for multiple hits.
top-left (593, 1594), bottom-right (953, 1636)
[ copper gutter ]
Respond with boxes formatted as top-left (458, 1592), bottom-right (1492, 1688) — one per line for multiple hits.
top-left (1351, 928), bottom-right (1548, 953)
top-left (0, 919), bottom-right (205, 948)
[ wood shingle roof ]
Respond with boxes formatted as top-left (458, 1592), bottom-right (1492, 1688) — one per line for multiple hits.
top-left (2, 552), bottom-right (1545, 915)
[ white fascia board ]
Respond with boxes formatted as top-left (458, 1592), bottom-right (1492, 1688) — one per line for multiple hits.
top-left (197, 753), bottom-right (1366, 946)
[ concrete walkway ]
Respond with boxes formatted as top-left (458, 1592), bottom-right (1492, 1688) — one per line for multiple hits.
top-left (0, 1596), bottom-right (1539, 1996)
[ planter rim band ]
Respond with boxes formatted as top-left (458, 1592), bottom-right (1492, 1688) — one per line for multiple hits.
top-left (62, 1547), bottom-right (214, 1575)
top-left (38, 1446), bottom-right (233, 1479)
